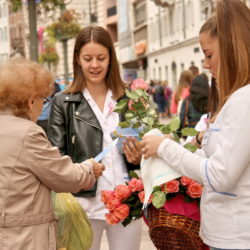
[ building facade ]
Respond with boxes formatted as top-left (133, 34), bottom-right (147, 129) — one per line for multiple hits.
top-left (0, 0), bottom-right (10, 63)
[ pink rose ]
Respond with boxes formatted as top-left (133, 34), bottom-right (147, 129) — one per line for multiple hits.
top-left (114, 185), bottom-right (132, 201)
top-left (105, 213), bottom-right (120, 225)
top-left (128, 178), bottom-right (144, 192)
top-left (128, 99), bottom-right (135, 111)
top-left (180, 176), bottom-right (193, 187)
top-left (187, 183), bottom-right (203, 198)
top-left (113, 204), bottom-right (130, 221)
top-left (131, 79), bottom-right (149, 91)
top-left (138, 191), bottom-right (152, 204)
top-left (101, 190), bottom-right (116, 203)
top-left (105, 198), bottom-right (121, 211)
top-left (162, 180), bottom-right (180, 193)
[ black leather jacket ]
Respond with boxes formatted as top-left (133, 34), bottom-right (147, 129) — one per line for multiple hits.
top-left (48, 92), bottom-right (139, 198)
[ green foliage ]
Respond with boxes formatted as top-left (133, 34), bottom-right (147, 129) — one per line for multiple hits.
top-left (39, 43), bottom-right (59, 66)
top-left (46, 10), bottom-right (81, 42)
top-left (9, 0), bottom-right (64, 12)
top-left (152, 191), bottom-right (166, 209)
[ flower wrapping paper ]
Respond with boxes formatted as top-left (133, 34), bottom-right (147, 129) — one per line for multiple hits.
top-left (140, 128), bottom-right (181, 209)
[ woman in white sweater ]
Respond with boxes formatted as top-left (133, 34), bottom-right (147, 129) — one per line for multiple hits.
top-left (141, 0), bottom-right (250, 249)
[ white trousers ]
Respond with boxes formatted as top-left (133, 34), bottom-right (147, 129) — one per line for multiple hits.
top-left (89, 218), bottom-right (142, 250)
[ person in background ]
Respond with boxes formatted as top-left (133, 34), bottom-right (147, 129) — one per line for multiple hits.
top-left (37, 82), bottom-right (61, 135)
top-left (48, 26), bottom-right (142, 250)
top-left (154, 81), bottom-right (167, 120)
top-left (0, 58), bottom-right (104, 250)
top-left (162, 80), bottom-right (172, 118)
top-left (179, 73), bottom-right (209, 131)
top-left (170, 70), bottom-right (193, 115)
top-left (141, 0), bottom-right (250, 249)
top-left (189, 65), bottom-right (199, 78)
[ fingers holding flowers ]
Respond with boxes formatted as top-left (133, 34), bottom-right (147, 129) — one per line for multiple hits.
top-left (140, 135), bottom-right (165, 159)
top-left (123, 137), bottom-right (142, 164)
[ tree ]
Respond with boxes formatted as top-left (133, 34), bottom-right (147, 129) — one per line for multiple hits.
top-left (9, 0), bottom-right (64, 61)
top-left (46, 9), bottom-right (81, 84)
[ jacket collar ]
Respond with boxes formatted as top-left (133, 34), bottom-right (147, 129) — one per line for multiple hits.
top-left (64, 92), bottom-right (102, 130)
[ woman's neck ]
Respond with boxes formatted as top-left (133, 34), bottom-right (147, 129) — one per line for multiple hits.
top-left (86, 82), bottom-right (108, 112)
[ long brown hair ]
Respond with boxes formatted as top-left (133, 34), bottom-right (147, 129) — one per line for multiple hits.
top-left (65, 25), bottom-right (126, 99)
top-left (200, 0), bottom-right (250, 113)
top-left (174, 70), bottom-right (193, 103)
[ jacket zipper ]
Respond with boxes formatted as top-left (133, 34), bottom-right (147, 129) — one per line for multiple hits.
top-left (73, 115), bottom-right (102, 131)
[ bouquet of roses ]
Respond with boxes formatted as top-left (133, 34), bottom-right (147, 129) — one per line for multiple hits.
top-left (101, 171), bottom-right (145, 226)
top-left (101, 171), bottom-right (202, 226)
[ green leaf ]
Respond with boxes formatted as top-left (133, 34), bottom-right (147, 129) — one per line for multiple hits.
top-left (132, 122), bottom-right (142, 129)
top-left (169, 117), bottom-right (180, 132)
top-left (135, 89), bottom-right (144, 97)
top-left (122, 216), bottom-right (133, 227)
top-left (125, 89), bottom-right (139, 100)
top-left (184, 143), bottom-right (197, 153)
top-left (147, 108), bottom-right (157, 117)
top-left (125, 111), bottom-right (135, 120)
top-left (153, 186), bottom-right (161, 192)
top-left (129, 170), bottom-right (139, 179)
top-left (172, 131), bottom-right (180, 143)
top-left (142, 117), bottom-right (155, 126)
top-left (160, 124), bottom-right (171, 134)
top-left (181, 127), bottom-right (199, 136)
top-left (118, 121), bottom-right (130, 128)
top-left (152, 191), bottom-right (166, 209)
top-left (113, 99), bottom-right (128, 113)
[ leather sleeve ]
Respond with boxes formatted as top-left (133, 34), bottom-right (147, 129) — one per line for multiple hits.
top-left (48, 93), bottom-right (68, 156)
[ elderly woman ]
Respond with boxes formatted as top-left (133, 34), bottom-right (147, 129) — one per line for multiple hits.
top-left (0, 58), bottom-right (104, 250)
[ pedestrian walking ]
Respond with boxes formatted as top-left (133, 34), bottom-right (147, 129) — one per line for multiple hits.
top-left (48, 26), bottom-right (142, 250)
top-left (141, 0), bottom-right (250, 249)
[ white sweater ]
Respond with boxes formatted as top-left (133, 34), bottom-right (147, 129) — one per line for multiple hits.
top-left (158, 84), bottom-right (250, 249)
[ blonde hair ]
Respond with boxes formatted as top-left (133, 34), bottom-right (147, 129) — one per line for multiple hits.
top-left (200, 0), bottom-right (250, 112)
top-left (0, 58), bottom-right (54, 117)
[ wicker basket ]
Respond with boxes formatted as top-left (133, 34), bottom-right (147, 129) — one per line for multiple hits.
top-left (147, 205), bottom-right (203, 250)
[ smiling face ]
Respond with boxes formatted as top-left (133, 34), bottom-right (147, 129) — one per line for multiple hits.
top-left (199, 31), bottom-right (220, 79)
top-left (77, 41), bottom-right (110, 87)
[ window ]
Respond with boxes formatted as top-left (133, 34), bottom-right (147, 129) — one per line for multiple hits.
top-left (165, 66), bottom-right (168, 81)
top-left (134, 1), bottom-right (146, 27)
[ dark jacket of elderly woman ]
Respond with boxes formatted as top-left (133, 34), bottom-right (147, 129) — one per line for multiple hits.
top-left (0, 58), bottom-right (100, 250)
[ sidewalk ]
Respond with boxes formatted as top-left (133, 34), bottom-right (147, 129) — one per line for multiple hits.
top-left (100, 221), bottom-right (156, 250)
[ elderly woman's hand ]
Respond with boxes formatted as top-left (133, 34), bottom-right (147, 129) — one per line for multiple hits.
top-left (141, 134), bottom-right (170, 159)
top-left (87, 159), bottom-right (105, 179)
top-left (123, 137), bottom-right (142, 165)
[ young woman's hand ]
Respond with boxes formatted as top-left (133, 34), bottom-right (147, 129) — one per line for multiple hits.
top-left (141, 135), bottom-right (168, 159)
top-left (123, 137), bottom-right (142, 165)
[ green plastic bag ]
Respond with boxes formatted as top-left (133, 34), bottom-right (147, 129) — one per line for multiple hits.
top-left (52, 192), bottom-right (93, 250)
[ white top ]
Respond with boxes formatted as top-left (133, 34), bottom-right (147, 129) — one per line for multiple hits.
top-left (158, 84), bottom-right (250, 248)
top-left (77, 88), bottom-right (129, 220)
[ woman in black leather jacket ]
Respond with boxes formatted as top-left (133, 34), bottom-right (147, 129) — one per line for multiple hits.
top-left (48, 26), bottom-right (142, 250)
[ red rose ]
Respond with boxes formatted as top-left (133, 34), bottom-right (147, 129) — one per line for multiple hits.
top-left (113, 204), bottom-right (130, 221)
top-left (187, 183), bottom-right (203, 198)
top-left (180, 176), bottom-right (193, 187)
top-left (114, 185), bottom-right (132, 201)
top-left (128, 178), bottom-right (144, 192)
top-left (105, 213), bottom-right (120, 225)
top-left (138, 191), bottom-right (152, 204)
top-left (101, 190), bottom-right (115, 203)
top-left (163, 180), bottom-right (180, 193)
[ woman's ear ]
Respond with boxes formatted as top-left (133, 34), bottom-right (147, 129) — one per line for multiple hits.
top-left (28, 93), bottom-right (36, 112)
